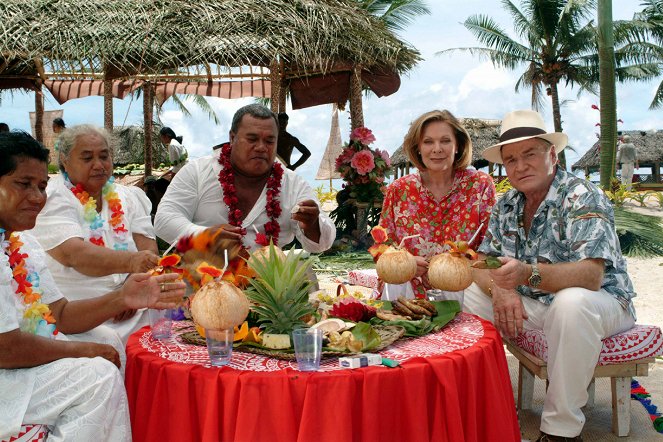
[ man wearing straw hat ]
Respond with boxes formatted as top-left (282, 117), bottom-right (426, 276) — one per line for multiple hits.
top-left (464, 110), bottom-right (636, 442)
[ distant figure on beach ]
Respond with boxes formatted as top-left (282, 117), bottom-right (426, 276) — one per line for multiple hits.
top-left (159, 126), bottom-right (188, 173)
top-left (0, 123), bottom-right (8, 133)
top-left (464, 109), bottom-right (636, 442)
top-left (277, 113), bottom-right (311, 170)
top-left (52, 117), bottom-right (66, 153)
top-left (617, 134), bottom-right (638, 190)
top-left (377, 109), bottom-right (496, 298)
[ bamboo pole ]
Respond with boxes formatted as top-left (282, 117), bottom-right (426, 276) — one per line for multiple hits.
top-left (143, 81), bottom-right (153, 176)
top-left (349, 65), bottom-right (364, 129)
top-left (34, 81), bottom-right (44, 143)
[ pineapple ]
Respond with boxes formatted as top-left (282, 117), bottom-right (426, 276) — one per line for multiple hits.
top-left (244, 243), bottom-right (315, 349)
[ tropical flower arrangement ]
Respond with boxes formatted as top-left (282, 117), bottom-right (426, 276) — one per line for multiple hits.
top-left (335, 127), bottom-right (391, 203)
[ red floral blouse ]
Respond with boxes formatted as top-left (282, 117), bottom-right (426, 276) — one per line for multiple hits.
top-left (379, 168), bottom-right (496, 297)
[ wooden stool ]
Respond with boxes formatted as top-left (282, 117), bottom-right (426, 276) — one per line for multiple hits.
top-left (505, 325), bottom-right (663, 437)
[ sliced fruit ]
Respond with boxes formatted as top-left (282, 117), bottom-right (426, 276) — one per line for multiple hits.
top-left (310, 318), bottom-right (347, 333)
top-left (242, 327), bottom-right (263, 344)
top-left (262, 333), bottom-right (291, 349)
top-left (194, 322), bottom-right (206, 338)
top-left (233, 321), bottom-right (249, 341)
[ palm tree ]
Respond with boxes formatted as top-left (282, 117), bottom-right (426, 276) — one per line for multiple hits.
top-left (598, 0), bottom-right (618, 189)
top-left (439, 0), bottom-right (658, 169)
top-left (617, 0), bottom-right (663, 109)
top-left (356, 0), bottom-right (430, 33)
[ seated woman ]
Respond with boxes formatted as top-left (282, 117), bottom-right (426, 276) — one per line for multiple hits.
top-left (0, 132), bottom-right (184, 441)
top-left (30, 124), bottom-right (160, 343)
top-left (378, 110), bottom-right (496, 298)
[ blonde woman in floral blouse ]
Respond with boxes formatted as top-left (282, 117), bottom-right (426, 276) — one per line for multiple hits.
top-left (379, 110), bottom-right (496, 298)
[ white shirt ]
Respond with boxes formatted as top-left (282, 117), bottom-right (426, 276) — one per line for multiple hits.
top-left (154, 150), bottom-right (336, 253)
top-left (0, 233), bottom-right (63, 436)
top-left (168, 141), bottom-right (188, 173)
top-left (30, 175), bottom-right (155, 301)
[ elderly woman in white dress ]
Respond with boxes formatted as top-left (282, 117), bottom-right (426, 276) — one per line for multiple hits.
top-left (30, 124), bottom-right (160, 343)
top-left (0, 132), bottom-right (184, 441)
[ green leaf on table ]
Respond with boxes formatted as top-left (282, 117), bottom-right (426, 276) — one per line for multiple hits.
top-left (352, 321), bottom-right (381, 351)
top-left (370, 300), bottom-right (460, 337)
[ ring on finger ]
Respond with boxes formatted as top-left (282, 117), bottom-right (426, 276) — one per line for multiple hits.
top-left (160, 283), bottom-right (167, 292)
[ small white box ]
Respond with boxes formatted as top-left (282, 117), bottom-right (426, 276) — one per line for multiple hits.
top-left (339, 353), bottom-right (382, 369)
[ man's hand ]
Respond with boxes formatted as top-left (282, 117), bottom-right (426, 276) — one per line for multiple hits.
top-left (207, 224), bottom-right (245, 241)
top-left (122, 273), bottom-right (186, 310)
top-left (489, 256), bottom-right (531, 290)
top-left (491, 286), bottom-right (529, 338)
top-left (292, 200), bottom-right (322, 242)
top-left (79, 342), bottom-right (121, 368)
top-left (129, 250), bottom-right (160, 273)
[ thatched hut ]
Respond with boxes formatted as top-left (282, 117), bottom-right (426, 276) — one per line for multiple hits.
top-left (389, 118), bottom-right (501, 178)
top-left (571, 130), bottom-right (663, 187)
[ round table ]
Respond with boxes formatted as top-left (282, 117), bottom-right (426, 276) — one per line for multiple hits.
top-left (125, 313), bottom-right (520, 442)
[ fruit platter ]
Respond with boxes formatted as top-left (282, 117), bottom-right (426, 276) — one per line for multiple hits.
top-left (152, 228), bottom-right (464, 361)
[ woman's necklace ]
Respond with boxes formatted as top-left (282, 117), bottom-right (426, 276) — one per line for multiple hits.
top-left (217, 143), bottom-right (283, 248)
top-left (0, 230), bottom-right (57, 338)
top-left (63, 174), bottom-right (129, 250)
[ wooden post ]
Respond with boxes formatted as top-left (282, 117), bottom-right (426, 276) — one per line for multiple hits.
top-left (349, 65), bottom-right (364, 129)
top-left (143, 81), bottom-right (153, 176)
top-left (34, 82), bottom-right (44, 143)
top-left (104, 79), bottom-right (113, 133)
top-left (270, 60), bottom-right (280, 113)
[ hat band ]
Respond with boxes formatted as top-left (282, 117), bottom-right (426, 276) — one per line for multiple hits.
top-left (499, 126), bottom-right (546, 143)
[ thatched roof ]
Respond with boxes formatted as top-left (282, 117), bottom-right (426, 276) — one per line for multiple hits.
top-left (390, 118), bottom-right (501, 168)
top-left (571, 130), bottom-right (663, 171)
top-left (0, 0), bottom-right (420, 95)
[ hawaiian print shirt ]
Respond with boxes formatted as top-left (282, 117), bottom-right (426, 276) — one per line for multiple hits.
top-left (380, 168), bottom-right (496, 297)
top-left (479, 167), bottom-right (636, 319)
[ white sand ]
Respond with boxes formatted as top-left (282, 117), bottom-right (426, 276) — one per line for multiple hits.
top-left (627, 256), bottom-right (663, 327)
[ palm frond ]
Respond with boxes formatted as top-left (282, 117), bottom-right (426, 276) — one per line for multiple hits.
top-left (614, 208), bottom-right (663, 257)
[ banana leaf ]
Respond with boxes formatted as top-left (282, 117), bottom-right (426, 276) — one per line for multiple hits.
top-left (370, 300), bottom-right (460, 337)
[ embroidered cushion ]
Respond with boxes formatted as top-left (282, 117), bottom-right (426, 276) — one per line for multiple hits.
top-left (1, 424), bottom-right (47, 442)
top-left (513, 325), bottom-right (663, 365)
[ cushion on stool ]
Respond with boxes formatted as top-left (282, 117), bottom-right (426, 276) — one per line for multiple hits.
top-left (512, 325), bottom-right (663, 365)
top-left (1, 424), bottom-right (47, 442)
top-left (348, 269), bottom-right (379, 289)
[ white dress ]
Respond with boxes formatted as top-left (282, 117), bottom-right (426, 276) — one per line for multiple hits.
top-left (0, 233), bottom-right (130, 441)
top-left (154, 150), bottom-right (336, 252)
top-left (168, 141), bottom-right (188, 173)
top-left (30, 175), bottom-right (155, 343)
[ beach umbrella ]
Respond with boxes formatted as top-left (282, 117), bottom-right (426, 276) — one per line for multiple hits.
top-left (316, 104), bottom-right (344, 191)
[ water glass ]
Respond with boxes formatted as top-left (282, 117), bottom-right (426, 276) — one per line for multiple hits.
top-left (292, 328), bottom-right (323, 371)
top-left (148, 308), bottom-right (172, 339)
top-left (206, 328), bottom-right (234, 366)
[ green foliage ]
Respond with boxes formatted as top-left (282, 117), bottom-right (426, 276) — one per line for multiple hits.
top-left (614, 207), bottom-right (663, 257)
top-left (604, 179), bottom-right (634, 207)
top-left (494, 177), bottom-right (513, 193)
top-left (628, 190), bottom-right (653, 207)
top-left (315, 185), bottom-right (338, 204)
top-left (652, 191), bottom-right (663, 209)
top-left (47, 164), bottom-right (59, 174)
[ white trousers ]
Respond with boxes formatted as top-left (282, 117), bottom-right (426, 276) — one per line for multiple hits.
top-left (464, 283), bottom-right (634, 437)
top-left (22, 357), bottom-right (131, 442)
top-left (621, 162), bottom-right (635, 189)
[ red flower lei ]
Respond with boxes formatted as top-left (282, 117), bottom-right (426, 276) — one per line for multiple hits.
top-left (217, 143), bottom-right (284, 248)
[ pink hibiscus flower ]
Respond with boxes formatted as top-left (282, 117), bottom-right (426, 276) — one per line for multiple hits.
top-left (350, 127), bottom-right (376, 145)
top-left (375, 148), bottom-right (391, 167)
top-left (351, 150), bottom-right (376, 175)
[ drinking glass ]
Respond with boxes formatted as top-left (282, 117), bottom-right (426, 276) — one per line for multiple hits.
top-left (292, 328), bottom-right (323, 371)
top-left (205, 328), bottom-right (234, 366)
top-left (148, 308), bottom-right (172, 339)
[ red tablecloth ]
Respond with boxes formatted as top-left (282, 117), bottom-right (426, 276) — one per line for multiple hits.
top-left (126, 313), bottom-right (520, 442)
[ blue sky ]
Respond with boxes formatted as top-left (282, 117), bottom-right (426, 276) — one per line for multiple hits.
top-left (1, 0), bottom-right (661, 188)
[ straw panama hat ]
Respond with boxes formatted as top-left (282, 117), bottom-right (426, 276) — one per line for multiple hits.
top-left (482, 110), bottom-right (568, 164)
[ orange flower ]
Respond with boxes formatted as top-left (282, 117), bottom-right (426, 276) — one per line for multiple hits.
top-left (159, 254), bottom-right (181, 267)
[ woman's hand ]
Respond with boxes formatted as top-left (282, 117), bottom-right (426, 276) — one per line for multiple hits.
top-left (488, 256), bottom-right (530, 290)
top-left (415, 255), bottom-right (429, 278)
top-left (78, 342), bottom-right (121, 368)
top-left (292, 200), bottom-right (321, 242)
top-left (491, 286), bottom-right (528, 338)
top-left (121, 273), bottom-right (186, 310)
top-left (129, 250), bottom-right (160, 273)
top-left (208, 224), bottom-right (245, 241)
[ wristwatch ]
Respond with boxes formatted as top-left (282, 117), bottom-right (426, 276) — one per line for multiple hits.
top-left (528, 263), bottom-right (542, 288)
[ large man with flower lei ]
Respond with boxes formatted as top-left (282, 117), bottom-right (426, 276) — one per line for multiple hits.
top-left (155, 104), bottom-right (335, 256)
top-left (30, 125), bottom-right (160, 343)
top-left (0, 132), bottom-right (185, 440)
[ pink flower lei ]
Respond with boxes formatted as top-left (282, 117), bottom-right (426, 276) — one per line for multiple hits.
top-left (217, 143), bottom-right (284, 248)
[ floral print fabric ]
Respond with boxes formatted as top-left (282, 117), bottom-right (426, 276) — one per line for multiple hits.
top-left (478, 167), bottom-right (636, 319)
top-left (380, 168), bottom-right (496, 297)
